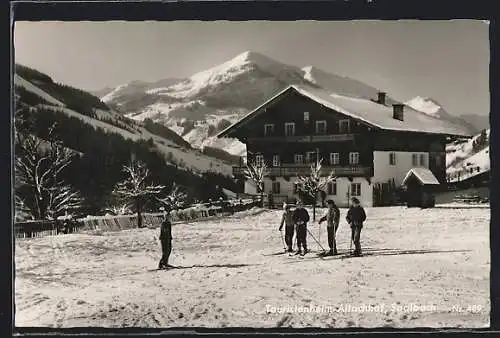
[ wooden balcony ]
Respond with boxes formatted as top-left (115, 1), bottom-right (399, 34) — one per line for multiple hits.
top-left (247, 134), bottom-right (355, 143)
top-left (233, 164), bottom-right (373, 178)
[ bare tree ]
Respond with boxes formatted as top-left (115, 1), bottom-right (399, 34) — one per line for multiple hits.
top-left (156, 182), bottom-right (188, 210)
top-left (295, 158), bottom-right (336, 221)
top-left (244, 160), bottom-right (268, 207)
top-left (113, 160), bottom-right (165, 228)
top-left (15, 125), bottom-right (83, 220)
top-left (105, 202), bottom-right (133, 216)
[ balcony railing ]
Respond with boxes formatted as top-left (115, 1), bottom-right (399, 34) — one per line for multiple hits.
top-left (233, 165), bottom-right (372, 177)
top-left (247, 134), bottom-right (355, 143)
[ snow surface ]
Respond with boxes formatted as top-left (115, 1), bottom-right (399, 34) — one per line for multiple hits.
top-left (15, 206), bottom-right (489, 328)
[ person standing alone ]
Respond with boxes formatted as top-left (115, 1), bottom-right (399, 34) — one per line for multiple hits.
top-left (158, 205), bottom-right (173, 269)
top-left (346, 197), bottom-right (366, 256)
top-left (318, 199), bottom-right (340, 256)
top-left (292, 199), bottom-right (310, 256)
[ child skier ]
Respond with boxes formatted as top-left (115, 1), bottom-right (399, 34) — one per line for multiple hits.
top-left (158, 205), bottom-right (173, 269)
top-left (279, 203), bottom-right (295, 253)
top-left (318, 199), bottom-right (340, 256)
top-left (346, 197), bottom-right (366, 256)
top-left (292, 199), bottom-right (310, 256)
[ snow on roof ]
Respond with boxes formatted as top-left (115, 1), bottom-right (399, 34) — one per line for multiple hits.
top-left (218, 85), bottom-right (471, 138)
top-left (292, 85), bottom-right (471, 137)
top-left (402, 168), bottom-right (441, 186)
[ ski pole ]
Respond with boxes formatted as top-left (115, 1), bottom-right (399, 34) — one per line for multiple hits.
top-left (306, 227), bottom-right (326, 252)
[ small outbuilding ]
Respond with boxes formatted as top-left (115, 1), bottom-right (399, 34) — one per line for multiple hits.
top-left (402, 168), bottom-right (441, 208)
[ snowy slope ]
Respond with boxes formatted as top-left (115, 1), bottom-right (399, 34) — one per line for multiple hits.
top-left (446, 129), bottom-right (490, 182)
top-left (101, 78), bottom-right (183, 104)
top-left (15, 73), bottom-right (233, 176)
top-left (301, 66), bottom-right (397, 103)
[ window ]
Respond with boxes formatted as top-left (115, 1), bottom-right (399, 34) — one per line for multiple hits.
top-left (272, 154), bottom-right (280, 167)
top-left (420, 154), bottom-right (426, 167)
top-left (255, 154), bottom-right (264, 167)
top-left (304, 112), bottom-right (310, 122)
top-left (315, 120), bottom-right (327, 134)
top-left (293, 183), bottom-right (303, 194)
top-left (264, 124), bottom-right (275, 136)
top-left (272, 181), bottom-right (280, 194)
top-left (285, 122), bottom-right (295, 136)
top-left (327, 182), bottom-right (337, 195)
top-left (330, 152), bottom-right (340, 165)
top-left (351, 183), bottom-right (361, 197)
top-left (349, 152), bottom-right (360, 165)
top-left (306, 151), bottom-right (316, 164)
top-left (339, 119), bottom-right (351, 133)
top-left (294, 154), bottom-right (304, 165)
top-left (389, 152), bottom-right (397, 166)
top-left (412, 154), bottom-right (419, 166)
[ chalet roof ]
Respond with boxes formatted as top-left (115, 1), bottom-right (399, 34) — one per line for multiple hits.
top-left (402, 168), bottom-right (441, 186)
top-left (217, 85), bottom-right (471, 138)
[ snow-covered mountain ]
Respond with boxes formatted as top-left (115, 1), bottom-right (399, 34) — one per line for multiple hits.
top-left (101, 51), bottom-right (479, 157)
top-left (405, 96), bottom-right (480, 135)
top-left (102, 51), bottom-right (402, 156)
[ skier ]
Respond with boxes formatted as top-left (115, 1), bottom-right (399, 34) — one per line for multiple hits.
top-left (278, 203), bottom-right (294, 253)
top-left (318, 199), bottom-right (340, 256)
top-left (346, 197), bottom-right (366, 256)
top-left (158, 205), bottom-right (173, 269)
top-left (292, 199), bottom-right (310, 256)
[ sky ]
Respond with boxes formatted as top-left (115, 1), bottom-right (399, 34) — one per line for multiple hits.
top-left (13, 20), bottom-right (490, 116)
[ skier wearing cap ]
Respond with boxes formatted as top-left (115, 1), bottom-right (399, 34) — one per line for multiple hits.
top-left (279, 203), bottom-right (295, 253)
top-left (346, 197), bottom-right (366, 256)
top-left (318, 199), bottom-right (340, 256)
top-left (158, 204), bottom-right (173, 269)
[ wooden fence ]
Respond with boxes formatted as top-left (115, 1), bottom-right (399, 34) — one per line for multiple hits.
top-left (15, 198), bottom-right (260, 239)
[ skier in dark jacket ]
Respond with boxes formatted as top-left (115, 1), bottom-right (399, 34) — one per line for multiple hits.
top-left (346, 197), bottom-right (366, 256)
top-left (319, 199), bottom-right (340, 256)
top-left (158, 205), bottom-right (173, 269)
top-left (279, 204), bottom-right (295, 252)
top-left (292, 199), bottom-right (310, 256)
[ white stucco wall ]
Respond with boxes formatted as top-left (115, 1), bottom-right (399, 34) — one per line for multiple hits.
top-left (245, 176), bottom-right (372, 208)
top-left (373, 151), bottom-right (429, 186)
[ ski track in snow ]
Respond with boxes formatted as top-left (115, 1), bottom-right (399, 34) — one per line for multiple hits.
top-left (15, 207), bottom-right (489, 328)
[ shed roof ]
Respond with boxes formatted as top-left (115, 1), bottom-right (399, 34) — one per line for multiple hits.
top-left (402, 168), bottom-right (441, 186)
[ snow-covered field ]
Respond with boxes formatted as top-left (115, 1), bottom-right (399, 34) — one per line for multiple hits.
top-left (15, 206), bottom-right (489, 328)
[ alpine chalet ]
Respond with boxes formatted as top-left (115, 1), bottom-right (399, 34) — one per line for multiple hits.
top-left (217, 85), bottom-right (471, 207)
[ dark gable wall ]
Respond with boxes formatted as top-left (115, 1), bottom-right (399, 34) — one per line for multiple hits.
top-left (242, 89), bottom-right (372, 138)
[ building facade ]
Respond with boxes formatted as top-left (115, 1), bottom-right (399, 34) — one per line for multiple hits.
top-left (218, 85), bottom-right (470, 207)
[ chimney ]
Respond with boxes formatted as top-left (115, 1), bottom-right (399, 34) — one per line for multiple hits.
top-left (392, 104), bottom-right (405, 121)
top-left (377, 92), bottom-right (386, 105)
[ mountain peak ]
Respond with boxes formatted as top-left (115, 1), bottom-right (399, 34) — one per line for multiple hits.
top-left (405, 96), bottom-right (444, 116)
